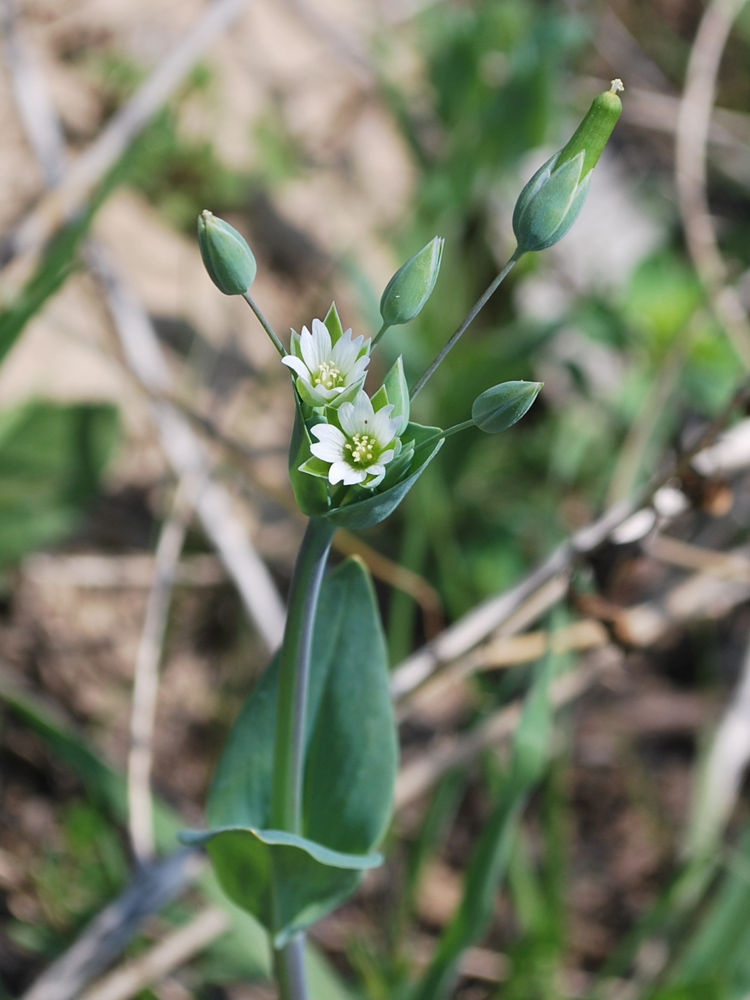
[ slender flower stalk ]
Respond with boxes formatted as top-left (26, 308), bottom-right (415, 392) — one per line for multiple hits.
top-left (243, 292), bottom-right (286, 357)
top-left (371, 320), bottom-right (390, 347)
top-left (410, 250), bottom-right (523, 400)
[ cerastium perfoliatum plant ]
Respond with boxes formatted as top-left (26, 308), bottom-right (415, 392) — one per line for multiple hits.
top-left (184, 81), bottom-right (623, 1000)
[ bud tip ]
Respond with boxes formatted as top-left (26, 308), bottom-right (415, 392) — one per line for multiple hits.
top-left (610, 78), bottom-right (624, 94)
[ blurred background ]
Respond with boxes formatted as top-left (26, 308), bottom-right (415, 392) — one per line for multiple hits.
top-left (2, 0), bottom-right (750, 997)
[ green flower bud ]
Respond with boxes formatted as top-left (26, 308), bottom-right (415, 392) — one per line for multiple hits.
top-left (380, 236), bottom-right (444, 327)
top-left (472, 380), bottom-right (543, 433)
top-left (512, 80), bottom-right (623, 254)
top-left (197, 210), bottom-right (257, 295)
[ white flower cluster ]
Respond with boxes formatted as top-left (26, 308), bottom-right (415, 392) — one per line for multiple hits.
top-left (284, 317), bottom-right (401, 489)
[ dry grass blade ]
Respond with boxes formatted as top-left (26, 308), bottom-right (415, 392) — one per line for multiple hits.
top-left (89, 247), bottom-right (286, 652)
top-left (391, 380), bottom-right (750, 702)
top-left (78, 907), bottom-right (229, 1000)
top-left (127, 475), bottom-right (203, 865)
top-left (675, 0), bottom-right (750, 368)
top-left (686, 634), bottom-right (750, 857)
top-left (1, 0), bottom-right (254, 270)
top-left (394, 657), bottom-right (613, 809)
top-left (20, 852), bottom-right (204, 1000)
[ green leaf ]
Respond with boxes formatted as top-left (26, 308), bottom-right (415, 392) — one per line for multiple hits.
top-left (193, 558), bottom-right (397, 945)
top-left (371, 356), bottom-right (410, 434)
top-left (0, 401), bottom-right (118, 567)
top-left (298, 456), bottom-right (332, 480)
top-left (324, 423), bottom-right (443, 529)
top-left (288, 404), bottom-right (330, 517)
top-left (411, 654), bottom-right (556, 1000)
top-left (323, 302), bottom-right (345, 345)
top-left (471, 380), bottom-right (542, 434)
top-left (0, 667), bottom-right (353, 999)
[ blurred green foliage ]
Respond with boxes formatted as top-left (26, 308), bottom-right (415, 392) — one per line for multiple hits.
top-left (0, 401), bottom-right (117, 568)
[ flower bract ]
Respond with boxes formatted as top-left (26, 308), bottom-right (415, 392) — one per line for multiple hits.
top-left (282, 318), bottom-right (370, 408)
top-left (310, 392), bottom-right (401, 488)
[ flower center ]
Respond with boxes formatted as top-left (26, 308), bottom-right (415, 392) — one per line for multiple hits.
top-left (314, 361), bottom-right (346, 391)
top-left (344, 432), bottom-right (380, 468)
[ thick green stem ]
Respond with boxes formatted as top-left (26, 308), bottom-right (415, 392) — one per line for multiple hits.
top-left (270, 517), bottom-right (335, 1000)
top-left (271, 517), bottom-right (335, 832)
top-left (275, 934), bottom-right (310, 1000)
top-left (410, 249), bottom-right (523, 401)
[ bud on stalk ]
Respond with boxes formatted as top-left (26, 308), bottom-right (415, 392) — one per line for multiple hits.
top-left (197, 210), bottom-right (257, 296)
top-left (380, 236), bottom-right (444, 327)
top-left (512, 80), bottom-right (623, 254)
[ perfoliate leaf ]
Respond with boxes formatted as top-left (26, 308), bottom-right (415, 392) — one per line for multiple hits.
top-left (187, 558), bottom-right (397, 946)
top-left (323, 423), bottom-right (443, 529)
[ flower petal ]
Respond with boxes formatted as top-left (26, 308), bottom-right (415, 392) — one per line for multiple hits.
top-left (370, 404), bottom-right (399, 447)
top-left (364, 465), bottom-right (386, 488)
top-left (281, 355), bottom-right (309, 379)
top-left (310, 424), bottom-right (346, 463)
top-left (329, 462), bottom-right (366, 486)
top-left (337, 400), bottom-right (358, 437)
top-left (340, 391), bottom-right (375, 436)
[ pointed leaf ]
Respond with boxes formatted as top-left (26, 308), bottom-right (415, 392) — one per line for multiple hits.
top-left (380, 356), bottom-right (410, 434)
top-left (323, 302), bottom-right (345, 345)
top-left (288, 404), bottom-right (330, 517)
top-left (324, 423), bottom-right (443, 529)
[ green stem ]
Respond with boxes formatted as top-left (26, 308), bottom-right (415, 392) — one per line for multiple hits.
top-left (410, 249), bottom-right (523, 401)
top-left (371, 320), bottom-right (390, 348)
top-left (243, 292), bottom-right (287, 357)
top-left (270, 517), bottom-right (335, 1000)
top-left (275, 934), bottom-right (310, 1000)
top-left (417, 419), bottom-right (475, 452)
top-left (271, 517), bottom-right (336, 833)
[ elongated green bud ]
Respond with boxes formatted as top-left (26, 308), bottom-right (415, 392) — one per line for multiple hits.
top-left (380, 236), bottom-right (444, 327)
top-left (557, 79), bottom-right (623, 175)
top-left (512, 80), bottom-right (623, 254)
top-left (197, 210), bottom-right (257, 295)
top-left (472, 380), bottom-right (543, 433)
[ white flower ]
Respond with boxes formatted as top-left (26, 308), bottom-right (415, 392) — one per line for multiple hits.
top-left (310, 391), bottom-right (401, 488)
top-left (282, 318), bottom-right (370, 408)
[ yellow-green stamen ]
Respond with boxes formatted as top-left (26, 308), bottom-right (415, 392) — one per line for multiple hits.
top-left (345, 432), bottom-right (379, 467)
top-left (314, 361), bottom-right (346, 390)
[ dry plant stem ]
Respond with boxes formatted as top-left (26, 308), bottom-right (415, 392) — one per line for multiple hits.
top-left (243, 293), bottom-right (286, 357)
top-left (78, 907), bottom-right (229, 1000)
top-left (128, 474), bottom-right (201, 864)
top-left (89, 245), bottom-right (286, 651)
top-left (0, 0), bottom-right (255, 269)
top-left (410, 250), bottom-right (522, 400)
top-left (391, 379), bottom-right (750, 700)
top-left (0, 0), bottom-right (285, 649)
top-left (270, 518), bottom-right (335, 1000)
top-left (0, 0), bottom-right (66, 184)
top-left (675, 0), bottom-right (750, 369)
top-left (17, 848), bottom-right (204, 1000)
